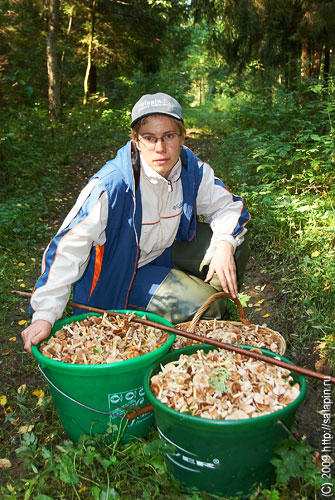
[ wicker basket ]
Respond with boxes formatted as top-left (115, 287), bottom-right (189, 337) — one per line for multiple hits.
top-left (173, 291), bottom-right (286, 355)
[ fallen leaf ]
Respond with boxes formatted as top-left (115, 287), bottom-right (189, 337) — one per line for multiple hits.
top-left (32, 389), bottom-right (45, 398)
top-left (78, 486), bottom-right (87, 493)
top-left (0, 458), bottom-right (12, 469)
top-left (18, 320), bottom-right (27, 326)
top-left (315, 359), bottom-right (330, 375)
top-left (311, 251), bottom-right (320, 258)
top-left (18, 425), bottom-right (34, 434)
top-left (45, 433), bottom-right (55, 442)
top-left (32, 389), bottom-right (45, 405)
top-left (0, 395), bottom-right (7, 407)
top-left (18, 384), bottom-right (27, 394)
top-left (18, 262), bottom-right (25, 266)
top-left (9, 337), bottom-right (16, 342)
top-left (263, 313), bottom-right (271, 318)
top-left (312, 451), bottom-right (322, 469)
top-left (255, 308), bottom-right (262, 312)
top-left (257, 299), bottom-right (265, 305)
top-left (19, 283), bottom-right (26, 288)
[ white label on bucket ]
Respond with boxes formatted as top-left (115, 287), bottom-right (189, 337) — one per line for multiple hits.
top-left (108, 386), bottom-right (150, 426)
top-left (158, 427), bottom-right (220, 471)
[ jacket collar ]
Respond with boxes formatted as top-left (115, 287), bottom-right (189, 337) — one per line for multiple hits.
top-left (131, 141), bottom-right (188, 190)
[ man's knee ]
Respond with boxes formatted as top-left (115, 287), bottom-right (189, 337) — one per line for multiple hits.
top-left (172, 222), bottom-right (250, 291)
top-left (172, 222), bottom-right (212, 279)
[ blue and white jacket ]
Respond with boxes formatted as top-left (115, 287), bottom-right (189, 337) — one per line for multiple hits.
top-left (30, 142), bottom-right (250, 325)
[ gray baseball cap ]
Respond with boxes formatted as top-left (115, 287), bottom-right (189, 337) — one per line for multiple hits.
top-left (131, 92), bottom-right (183, 128)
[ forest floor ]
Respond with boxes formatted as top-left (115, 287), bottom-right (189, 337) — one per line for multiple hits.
top-left (1, 134), bottom-right (329, 497)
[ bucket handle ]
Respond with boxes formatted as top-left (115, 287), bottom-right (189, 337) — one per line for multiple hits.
top-left (37, 366), bottom-right (306, 426)
top-left (38, 364), bottom-right (150, 419)
top-left (277, 419), bottom-right (300, 442)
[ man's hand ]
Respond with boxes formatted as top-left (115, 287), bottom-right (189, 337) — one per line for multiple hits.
top-left (204, 240), bottom-right (238, 298)
top-left (21, 320), bottom-right (52, 354)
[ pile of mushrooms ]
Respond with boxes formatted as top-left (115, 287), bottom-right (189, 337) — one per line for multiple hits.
top-left (173, 319), bottom-right (284, 354)
top-left (151, 348), bottom-right (300, 420)
top-left (39, 313), bottom-right (170, 364)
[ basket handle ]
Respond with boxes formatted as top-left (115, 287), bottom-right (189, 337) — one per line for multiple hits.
top-left (188, 291), bottom-right (251, 332)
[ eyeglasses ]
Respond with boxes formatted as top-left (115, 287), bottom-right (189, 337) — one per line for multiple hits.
top-left (138, 132), bottom-right (181, 150)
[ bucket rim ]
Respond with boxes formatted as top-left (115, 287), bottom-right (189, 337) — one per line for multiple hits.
top-left (143, 344), bottom-right (307, 427)
top-left (31, 309), bottom-right (176, 372)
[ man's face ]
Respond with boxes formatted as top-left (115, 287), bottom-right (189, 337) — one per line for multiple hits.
top-left (135, 115), bottom-right (185, 178)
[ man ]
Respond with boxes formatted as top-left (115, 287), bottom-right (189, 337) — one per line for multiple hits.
top-left (22, 92), bottom-right (250, 353)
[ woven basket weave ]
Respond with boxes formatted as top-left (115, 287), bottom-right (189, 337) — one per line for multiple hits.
top-left (174, 291), bottom-right (286, 355)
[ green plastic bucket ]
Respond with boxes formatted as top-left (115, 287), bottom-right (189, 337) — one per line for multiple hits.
top-left (32, 310), bottom-right (175, 443)
top-left (144, 344), bottom-right (307, 499)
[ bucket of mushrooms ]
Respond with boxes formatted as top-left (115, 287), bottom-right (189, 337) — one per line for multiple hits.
top-left (31, 310), bottom-right (175, 443)
top-left (143, 344), bottom-right (307, 499)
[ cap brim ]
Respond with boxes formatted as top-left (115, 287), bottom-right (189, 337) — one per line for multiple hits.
top-left (131, 112), bottom-right (184, 128)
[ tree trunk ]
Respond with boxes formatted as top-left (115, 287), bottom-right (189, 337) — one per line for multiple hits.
top-left (89, 63), bottom-right (97, 94)
top-left (60, 5), bottom-right (75, 88)
top-left (301, 37), bottom-right (310, 77)
top-left (46, 0), bottom-right (61, 121)
top-left (83, 0), bottom-right (97, 105)
top-left (310, 47), bottom-right (322, 79)
top-left (323, 44), bottom-right (330, 83)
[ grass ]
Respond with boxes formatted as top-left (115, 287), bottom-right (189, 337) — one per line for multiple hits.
top-left (1, 84), bottom-right (335, 499)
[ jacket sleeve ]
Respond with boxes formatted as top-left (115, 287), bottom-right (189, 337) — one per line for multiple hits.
top-left (30, 178), bottom-right (108, 326)
top-left (196, 161), bottom-right (250, 251)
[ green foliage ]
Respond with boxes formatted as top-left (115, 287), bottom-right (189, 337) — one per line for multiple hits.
top-left (3, 427), bottom-right (181, 499)
top-left (0, 0), bottom-right (46, 103)
top-left (0, 101), bottom-right (130, 249)
top-left (271, 439), bottom-right (318, 485)
top-left (190, 0), bottom-right (335, 88)
top-left (270, 438), bottom-right (335, 498)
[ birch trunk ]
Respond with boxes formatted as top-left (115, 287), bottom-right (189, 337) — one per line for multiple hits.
top-left (46, 0), bottom-right (61, 121)
top-left (83, 0), bottom-right (97, 105)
